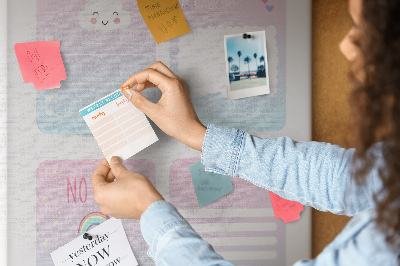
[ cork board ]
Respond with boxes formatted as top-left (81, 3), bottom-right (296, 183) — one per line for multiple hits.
top-left (6, 1), bottom-right (312, 265)
top-left (312, 0), bottom-right (353, 258)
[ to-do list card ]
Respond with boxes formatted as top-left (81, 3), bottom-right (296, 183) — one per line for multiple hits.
top-left (80, 90), bottom-right (158, 162)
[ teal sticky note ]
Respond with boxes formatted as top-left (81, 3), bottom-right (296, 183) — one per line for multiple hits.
top-left (189, 160), bottom-right (233, 208)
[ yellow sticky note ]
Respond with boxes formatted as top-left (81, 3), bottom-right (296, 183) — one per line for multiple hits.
top-left (137, 0), bottom-right (191, 44)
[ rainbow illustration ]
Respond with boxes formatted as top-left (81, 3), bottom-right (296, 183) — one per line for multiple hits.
top-left (78, 212), bottom-right (109, 234)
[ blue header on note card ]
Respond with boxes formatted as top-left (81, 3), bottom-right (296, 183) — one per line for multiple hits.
top-left (80, 91), bottom-right (123, 117)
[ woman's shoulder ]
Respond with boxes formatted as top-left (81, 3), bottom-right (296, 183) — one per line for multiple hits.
top-left (324, 209), bottom-right (399, 265)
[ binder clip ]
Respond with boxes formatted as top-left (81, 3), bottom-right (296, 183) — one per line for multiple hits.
top-left (83, 233), bottom-right (93, 240)
top-left (243, 33), bottom-right (252, 39)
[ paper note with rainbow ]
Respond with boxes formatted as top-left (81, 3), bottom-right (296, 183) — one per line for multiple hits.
top-left (78, 212), bottom-right (109, 234)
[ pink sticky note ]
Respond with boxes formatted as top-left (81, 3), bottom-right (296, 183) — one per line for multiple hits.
top-left (14, 41), bottom-right (67, 90)
top-left (269, 191), bottom-right (304, 223)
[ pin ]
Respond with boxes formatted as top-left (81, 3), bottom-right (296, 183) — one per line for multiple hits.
top-left (83, 233), bottom-right (93, 240)
top-left (243, 33), bottom-right (252, 39)
top-left (120, 85), bottom-right (130, 92)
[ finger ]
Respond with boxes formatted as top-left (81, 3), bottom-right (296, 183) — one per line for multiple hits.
top-left (121, 68), bottom-right (173, 94)
top-left (96, 158), bottom-right (116, 182)
top-left (136, 81), bottom-right (156, 92)
top-left (105, 169), bottom-right (116, 183)
top-left (121, 89), bottom-right (158, 117)
top-left (136, 61), bottom-right (179, 91)
top-left (91, 159), bottom-right (110, 188)
top-left (147, 61), bottom-right (178, 79)
top-left (109, 156), bottom-right (130, 179)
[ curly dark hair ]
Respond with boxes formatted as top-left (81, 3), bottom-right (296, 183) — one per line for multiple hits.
top-left (349, 0), bottom-right (400, 254)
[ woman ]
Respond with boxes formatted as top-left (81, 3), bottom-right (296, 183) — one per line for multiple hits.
top-left (91, 0), bottom-right (400, 264)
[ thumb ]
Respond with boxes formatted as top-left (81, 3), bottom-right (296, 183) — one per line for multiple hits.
top-left (91, 159), bottom-right (110, 189)
top-left (122, 89), bottom-right (156, 116)
top-left (109, 156), bottom-right (129, 178)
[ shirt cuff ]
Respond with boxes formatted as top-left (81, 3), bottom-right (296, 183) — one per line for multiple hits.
top-left (201, 124), bottom-right (245, 176)
top-left (140, 200), bottom-right (192, 260)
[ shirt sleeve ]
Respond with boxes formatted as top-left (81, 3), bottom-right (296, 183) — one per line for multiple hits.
top-left (140, 200), bottom-right (235, 266)
top-left (293, 210), bottom-right (399, 266)
top-left (201, 124), bottom-right (383, 216)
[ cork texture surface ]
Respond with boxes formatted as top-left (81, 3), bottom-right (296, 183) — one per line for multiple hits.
top-left (311, 0), bottom-right (353, 258)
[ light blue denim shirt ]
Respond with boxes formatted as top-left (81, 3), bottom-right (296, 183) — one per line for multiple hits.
top-left (140, 124), bottom-right (399, 265)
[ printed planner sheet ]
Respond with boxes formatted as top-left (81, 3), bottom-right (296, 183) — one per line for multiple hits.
top-left (80, 90), bottom-right (158, 161)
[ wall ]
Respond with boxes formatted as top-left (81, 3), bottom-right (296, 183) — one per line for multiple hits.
top-left (312, 0), bottom-right (353, 258)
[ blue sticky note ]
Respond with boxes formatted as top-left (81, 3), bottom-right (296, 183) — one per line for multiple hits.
top-left (189, 160), bottom-right (233, 208)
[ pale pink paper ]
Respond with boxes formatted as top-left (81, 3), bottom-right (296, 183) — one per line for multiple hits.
top-left (14, 41), bottom-right (67, 90)
top-left (269, 191), bottom-right (304, 223)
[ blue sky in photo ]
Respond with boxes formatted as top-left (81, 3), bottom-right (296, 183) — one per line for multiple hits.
top-left (226, 31), bottom-right (266, 73)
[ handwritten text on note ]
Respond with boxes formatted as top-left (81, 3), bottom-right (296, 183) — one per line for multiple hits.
top-left (14, 41), bottom-right (67, 90)
top-left (189, 160), bottom-right (233, 208)
top-left (137, 0), bottom-right (191, 44)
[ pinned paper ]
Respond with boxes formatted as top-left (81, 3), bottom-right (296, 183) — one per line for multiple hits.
top-left (269, 191), bottom-right (304, 223)
top-left (14, 41), bottom-right (66, 90)
top-left (224, 31), bottom-right (270, 100)
top-left (189, 160), bottom-right (233, 208)
top-left (79, 89), bottom-right (158, 162)
top-left (137, 0), bottom-right (191, 44)
top-left (51, 218), bottom-right (138, 266)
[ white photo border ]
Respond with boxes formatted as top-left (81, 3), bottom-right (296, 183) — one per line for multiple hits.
top-left (224, 30), bottom-right (270, 100)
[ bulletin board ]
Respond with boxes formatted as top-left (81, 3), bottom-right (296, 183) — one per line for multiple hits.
top-left (5, 0), bottom-right (312, 265)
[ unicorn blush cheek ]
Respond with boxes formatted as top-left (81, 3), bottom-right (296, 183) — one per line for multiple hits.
top-left (114, 18), bottom-right (120, 24)
top-left (90, 18), bottom-right (97, 24)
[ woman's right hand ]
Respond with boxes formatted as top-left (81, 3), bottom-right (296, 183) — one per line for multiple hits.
top-left (120, 61), bottom-right (206, 151)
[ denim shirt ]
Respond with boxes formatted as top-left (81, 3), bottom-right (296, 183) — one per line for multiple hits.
top-left (140, 124), bottom-right (399, 265)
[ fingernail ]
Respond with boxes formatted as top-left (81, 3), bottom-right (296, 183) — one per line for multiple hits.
top-left (110, 156), bottom-right (122, 165)
top-left (121, 85), bottom-right (130, 92)
top-left (125, 89), bottom-right (133, 100)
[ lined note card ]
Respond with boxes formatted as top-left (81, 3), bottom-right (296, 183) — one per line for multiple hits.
top-left (79, 90), bottom-right (158, 162)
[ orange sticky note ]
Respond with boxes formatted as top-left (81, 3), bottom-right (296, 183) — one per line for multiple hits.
top-left (137, 0), bottom-right (191, 44)
top-left (269, 191), bottom-right (304, 223)
top-left (14, 41), bottom-right (67, 90)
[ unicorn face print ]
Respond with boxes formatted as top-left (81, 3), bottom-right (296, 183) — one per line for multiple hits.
top-left (79, 0), bottom-right (131, 31)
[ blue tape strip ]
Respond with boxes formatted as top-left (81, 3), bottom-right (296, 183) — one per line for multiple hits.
top-left (79, 91), bottom-right (123, 117)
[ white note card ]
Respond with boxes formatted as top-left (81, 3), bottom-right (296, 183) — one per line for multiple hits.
top-left (51, 218), bottom-right (138, 266)
top-left (79, 89), bottom-right (158, 162)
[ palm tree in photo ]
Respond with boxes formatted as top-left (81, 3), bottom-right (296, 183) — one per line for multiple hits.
top-left (231, 64), bottom-right (239, 73)
top-left (260, 55), bottom-right (266, 73)
top-left (253, 53), bottom-right (258, 74)
top-left (237, 51), bottom-right (242, 77)
top-left (244, 56), bottom-right (251, 78)
top-left (227, 56), bottom-right (234, 73)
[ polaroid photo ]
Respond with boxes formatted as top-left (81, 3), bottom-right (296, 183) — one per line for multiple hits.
top-left (224, 30), bottom-right (270, 100)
